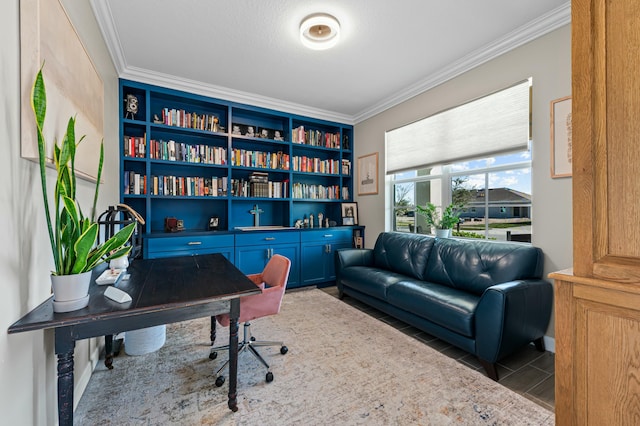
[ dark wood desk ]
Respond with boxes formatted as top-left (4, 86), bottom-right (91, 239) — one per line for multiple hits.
top-left (8, 254), bottom-right (260, 425)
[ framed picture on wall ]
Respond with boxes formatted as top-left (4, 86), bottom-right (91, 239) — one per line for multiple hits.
top-left (358, 152), bottom-right (378, 195)
top-left (550, 96), bottom-right (572, 178)
top-left (341, 202), bottom-right (358, 225)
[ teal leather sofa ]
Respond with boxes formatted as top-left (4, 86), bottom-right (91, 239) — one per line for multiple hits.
top-left (335, 232), bottom-right (553, 380)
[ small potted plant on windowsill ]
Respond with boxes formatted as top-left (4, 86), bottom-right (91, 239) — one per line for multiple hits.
top-left (416, 202), bottom-right (461, 238)
top-left (32, 66), bottom-right (136, 313)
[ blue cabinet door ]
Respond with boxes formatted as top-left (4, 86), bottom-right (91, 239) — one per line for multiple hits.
top-left (301, 240), bottom-right (352, 285)
top-left (301, 242), bottom-right (329, 285)
top-left (234, 242), bottom-right (300, 288)
top-left (272, 243), bottom-right (300, 288)
top-left (235, 245), bottom-right (269, 275)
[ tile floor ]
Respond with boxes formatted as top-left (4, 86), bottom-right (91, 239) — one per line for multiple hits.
top-left (319, 285), bottom-right (555, 412)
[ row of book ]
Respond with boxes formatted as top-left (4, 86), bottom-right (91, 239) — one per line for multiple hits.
top-left (124, 172), bottom-right (350, 200)
top-left (124, 172), bottom-right (147, 195)
top-left (231, 148), bottom-right (290, 170)
top-left (231, 172), bottom-right (288, 198)
top-left (291, 183), bottom-right (343, 200)
top-left (159, 108), bottom-right (220, 132)
top-left (149, 139), bottom-right (227, 165)
top-left (123, 135), bottom-right (147, 158)
top-left (292, 125), bottom-right (341, 149)
top-left (292, 156), bottom-right (341, 174)
top-left (149, 175), bottom-right (229, 197)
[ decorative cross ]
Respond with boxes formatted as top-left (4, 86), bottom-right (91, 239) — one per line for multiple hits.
top-left (249, 204), bottom-right (264, 227)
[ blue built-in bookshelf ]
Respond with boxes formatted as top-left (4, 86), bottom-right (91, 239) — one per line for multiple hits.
top-left (119, 80), bottom-right (358, 286)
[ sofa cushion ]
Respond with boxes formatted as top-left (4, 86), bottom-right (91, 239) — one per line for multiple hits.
top-left (387, 279), bottom-right (480, 337)
top-left (424, 238), bottom-right (544, 295)
top-left (373, 232), bottom-right (435, 281)
top-left (339, 266), bottom-right (406, 301)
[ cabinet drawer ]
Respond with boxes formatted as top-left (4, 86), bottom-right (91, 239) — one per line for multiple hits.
top-left (235, 231), bottom-right (300, 246)
top-left (147, 234), bottom-right (235, 253)
top-left (300, 228), bottom-right (352, 243)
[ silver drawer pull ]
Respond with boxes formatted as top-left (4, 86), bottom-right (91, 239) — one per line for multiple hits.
top-left (187, 241), bottom-right (202, 245)
top-left (264, 237), bottom-right (276, 241)
top-left (324, 234), bottom-right (333, 238)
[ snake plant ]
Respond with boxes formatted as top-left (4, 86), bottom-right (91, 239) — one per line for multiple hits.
top-left (32, 66), bottom-right (136, 276)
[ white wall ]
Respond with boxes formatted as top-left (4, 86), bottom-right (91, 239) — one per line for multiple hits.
top-left (0, 1), bottom-right (118, 424)
top-left (354, 25), bottom-right (573, 339)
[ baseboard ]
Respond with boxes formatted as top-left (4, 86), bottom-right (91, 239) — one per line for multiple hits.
top-left (543, 335), bottom-right (555, 353)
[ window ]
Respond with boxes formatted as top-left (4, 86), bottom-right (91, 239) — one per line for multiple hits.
top-left (387, 80), bottom-right (532, 242)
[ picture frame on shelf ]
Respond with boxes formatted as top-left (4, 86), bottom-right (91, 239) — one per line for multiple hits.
top-left (341, 202), bottom-right (358, 225)
top-left (550, 96), bottom-right (572, 178)
top-left (358, 152), bottom-right (378, 195)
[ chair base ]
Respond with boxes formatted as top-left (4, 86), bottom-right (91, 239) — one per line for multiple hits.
top-left (209, 321), bottom-right (287, 386)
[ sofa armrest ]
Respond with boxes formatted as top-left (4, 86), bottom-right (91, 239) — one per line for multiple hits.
top-left (475, 279), bottom-right (553, 363)
top-left (334, 248), bottom-right (374, 291)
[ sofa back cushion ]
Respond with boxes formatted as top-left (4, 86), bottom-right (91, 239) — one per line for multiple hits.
top-left (373, 232), bottom-right (435, 281)
top-left (424, 238), bottom-right (544, 295)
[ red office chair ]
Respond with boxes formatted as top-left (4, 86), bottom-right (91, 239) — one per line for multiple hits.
top-left (209, 254), bottom-right (291, 386)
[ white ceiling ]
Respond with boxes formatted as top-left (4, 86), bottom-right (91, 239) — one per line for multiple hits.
top-left (91, 0), bottom-right (570, 124)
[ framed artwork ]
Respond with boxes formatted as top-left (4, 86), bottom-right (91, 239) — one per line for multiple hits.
top-left (550, 96), bottom-right (572, 178)
top-left (341, 202), bottom-right (358, 225)
top-left (20, 0), bottom-right (104, 182)
top-left (358, 152), bottom-right (378, 195)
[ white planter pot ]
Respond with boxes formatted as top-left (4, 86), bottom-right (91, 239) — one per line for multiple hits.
top-left (435, 228), bottom-right (452, 238)
top-left (51, 270), bottom-right (92, 313)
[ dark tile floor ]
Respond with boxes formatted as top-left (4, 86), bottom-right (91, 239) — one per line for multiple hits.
top-left (319, 286), bottom-right (555, 412)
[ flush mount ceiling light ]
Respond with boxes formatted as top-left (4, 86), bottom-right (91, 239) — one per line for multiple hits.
top-left (299, 13), bottom-right (341, 50)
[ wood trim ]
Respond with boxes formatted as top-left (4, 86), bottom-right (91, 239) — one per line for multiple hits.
top-left (571, 0), bottom-right (596, 277)
top-left (554, 278), bottom-right (575, 425)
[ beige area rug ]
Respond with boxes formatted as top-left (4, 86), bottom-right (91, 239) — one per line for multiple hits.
top-left (74, 289), bottom-right (554, 425)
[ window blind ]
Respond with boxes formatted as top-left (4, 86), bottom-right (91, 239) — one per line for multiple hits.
top-left (385, 80), bottom-right (531, 174)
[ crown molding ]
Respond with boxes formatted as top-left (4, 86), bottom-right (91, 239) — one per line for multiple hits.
top-left (92, 0), bottom-right (570, 126)
top-left (119, 67), bottom-right (355, 125)
top-left (352, 2), bottom-right (571, 123)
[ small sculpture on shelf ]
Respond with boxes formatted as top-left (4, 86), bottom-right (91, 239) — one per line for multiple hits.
top-left (309, 214), bottom-right (314, 228)
top-left (153, 114), bottom-right (163, 124)
top-left (124, 94), bottom-right (139, 119)
top-left (318, 213), bottom-right (324, 228)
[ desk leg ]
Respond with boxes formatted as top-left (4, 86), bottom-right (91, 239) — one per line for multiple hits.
top-left (227, 298), bottom-right (240, 412)
top-left (55, 328), bottom-right (75, 426)
top-left (210, 316), bottom-right (217, 345)
top-left (105, 334), bottom-right (114, 369)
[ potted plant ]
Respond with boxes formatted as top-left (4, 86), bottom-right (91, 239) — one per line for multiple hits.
top-left (32, 66), bottom-right (136, 312)
top-left (416, 202), bottom-right (461, 238)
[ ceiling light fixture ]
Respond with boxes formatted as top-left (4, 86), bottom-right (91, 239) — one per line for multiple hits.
top-left (299, 13), bottom-right (341, 50)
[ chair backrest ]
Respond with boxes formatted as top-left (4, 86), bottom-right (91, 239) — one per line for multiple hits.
top-left (217, 254), bottom-right (291, 326)
top-left (261, 254), bottom-right (291, 289)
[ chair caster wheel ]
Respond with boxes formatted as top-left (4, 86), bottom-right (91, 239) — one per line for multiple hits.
top-left (250, 336), bottom-right (256, 341)
top-left (280, 346), bottom-right (288, 355)
top-left (215, 376), bottom-right (225, 387)
top-left (266, 372), bottom-right (274, 383)
top-left (209, 351), bottom-right (218, 360)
